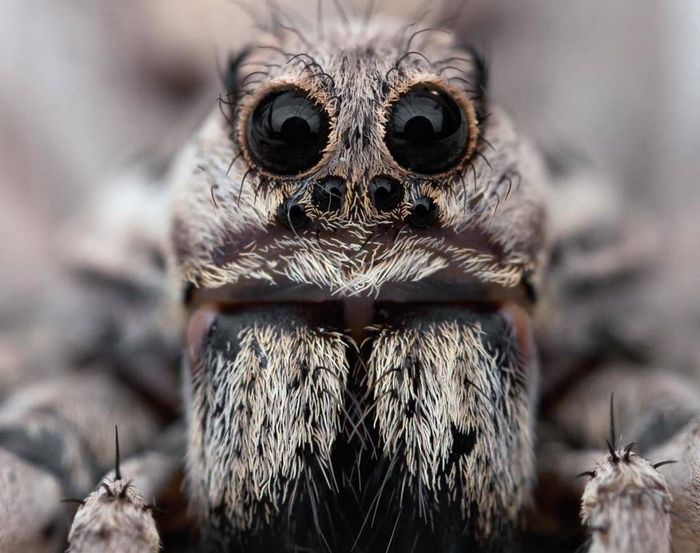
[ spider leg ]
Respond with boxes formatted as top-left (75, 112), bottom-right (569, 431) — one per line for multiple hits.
top-left (66, 424), bottom-right (184, 552)
top-left (101, 422), bottom-right (185, 501)
top-left (67, 475), bottom-right (160, 553)
top-left (647, 416), bottom-right (700, 551)
top-left (579, 445), bottom-right (672, 553)
top-left (0, 448), bottom-right (66, 553)
top-left (0, 372), bottom-right (162, 548)
top-left (539, 364), bottom-right (700, 552)
top-left (1, 168), bottom-right (181, 550)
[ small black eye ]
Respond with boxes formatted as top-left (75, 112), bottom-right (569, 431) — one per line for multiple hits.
top-left (277, 198), bottom-right (310, 230)
top-left (406, 197), bottom-right (438, 228)
top-left (247, 89), bottom-right (329, 175)
top-left (385, 84), bottom-right (468, 174)
top-left (312, 177), bottom-right (344, 212)
top-left (369, 176), bottom-right (403, 212)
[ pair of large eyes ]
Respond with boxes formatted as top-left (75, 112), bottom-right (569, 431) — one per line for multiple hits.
top-left (245, 85), bottom-right (470, 176)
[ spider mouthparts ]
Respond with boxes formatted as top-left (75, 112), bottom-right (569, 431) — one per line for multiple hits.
top-left (185, 297), bottom-right (537, 552)
top-left (184, 274), bottom-right (536, 368)
top-left (185, 294), bottom-right (535, 383)
top-left (342, 297), bottom-right (375, 342)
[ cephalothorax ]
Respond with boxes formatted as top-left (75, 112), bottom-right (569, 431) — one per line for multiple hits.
top-left (1, 5), bottom-right (699, 553)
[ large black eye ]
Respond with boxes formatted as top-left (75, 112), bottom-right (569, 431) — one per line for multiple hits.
top-left (385, 84), bottom-right (468, 174)
top-left (246, 89), bottom-right (329, 175)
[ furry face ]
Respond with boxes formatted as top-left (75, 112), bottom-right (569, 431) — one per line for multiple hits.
top-left (170, 18), bottom-right (548, 297)
top-left (170, 14), bottom-right (548, 553)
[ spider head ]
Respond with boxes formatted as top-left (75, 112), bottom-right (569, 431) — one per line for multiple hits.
top-left (170, 17), bottom-right (548, 302)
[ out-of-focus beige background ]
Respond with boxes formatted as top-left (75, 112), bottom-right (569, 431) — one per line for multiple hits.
top-left (0, 0), bottom-right (698, 321)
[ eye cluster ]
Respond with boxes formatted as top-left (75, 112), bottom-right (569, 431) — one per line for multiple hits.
top-left (241, 82), bottom-right (476, 232)
top-left (244, 84), bottom-right (473, 177)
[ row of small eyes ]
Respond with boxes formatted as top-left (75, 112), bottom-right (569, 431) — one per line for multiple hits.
top-left (242, 83), bottom-right (472, 177)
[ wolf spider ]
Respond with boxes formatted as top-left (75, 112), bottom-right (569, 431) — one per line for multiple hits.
top-left (0, 5), bottom-right (698, 553)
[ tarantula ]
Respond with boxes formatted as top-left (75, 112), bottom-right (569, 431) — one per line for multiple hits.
top-left (0, 5), bottom-right (699, 553)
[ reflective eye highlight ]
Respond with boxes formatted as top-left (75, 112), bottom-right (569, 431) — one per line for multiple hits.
top-left (246, 89), bottom-right (329, 175)
top-left (385, 84), bottom-right (468, 174)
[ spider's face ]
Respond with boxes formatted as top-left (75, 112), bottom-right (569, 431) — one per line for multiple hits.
top-left (170, 17), bottom-right (548, 553)
top-left (171, 19), bottom-right (548, 301)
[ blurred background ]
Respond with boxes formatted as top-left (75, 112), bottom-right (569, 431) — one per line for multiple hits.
top-left (0, 0), bottom-right (698, 323)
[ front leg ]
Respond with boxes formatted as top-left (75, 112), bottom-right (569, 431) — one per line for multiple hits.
top-left (647, 415), bottom-right (700, 551)
top-left (540, 365), bottom-right (700, 552)
top-left (0, 372), bottom-right (163, 551)
top-left (580, 446), bottom-right (672, 553)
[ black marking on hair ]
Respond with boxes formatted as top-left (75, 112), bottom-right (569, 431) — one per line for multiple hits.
top-left (223, 48), bottom-right (253, 94)
top-left (447, 75), bottom-right (476, 89)
top-left (394, 50), bottom-right (433, 69)
top-left (652, 460), bottom-right (678, 470)
top-left (62, 498), bottom-right (86, 506)
top-left (216, 94), bottom-right (234, 127)
top-left (286, 52), bottom-right (323, 70)
top-left (237, 168), bottom-right (255, 206)
top-left (183, 282), bottom-right (195, 305)
top-left (475, 150), bottom-right (493, 172)
top-left (288, 55), bottom-right (336, 90)
top-left (437, 63), bottom-right (472, 75)
top-left (240, 70), bottom-right (272, 88)
top-left (226, 152), bottom-right (242, 177)
top-left (114, 425), bottom-right (121, 480)
top-left (465, 45), bottom-right (489, 94)
top-left (607, 392), bottom-right (619, 462)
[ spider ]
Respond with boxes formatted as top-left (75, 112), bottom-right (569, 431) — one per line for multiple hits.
top-left (0, 4), bottom-right (698, 553)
